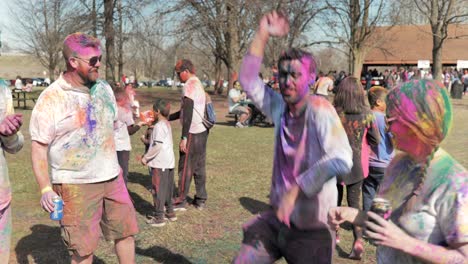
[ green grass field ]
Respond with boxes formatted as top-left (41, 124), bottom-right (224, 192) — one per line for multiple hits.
top-left (6, 87), bottom-right (468, 263)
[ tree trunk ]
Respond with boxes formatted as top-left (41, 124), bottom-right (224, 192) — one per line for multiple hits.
top-left (225, 1), bottom-right (239, 92)
top-left (92, 0), bottom-right (97, 37)
top-left (48, 65), bottom-right (55, 82)
top-left (432, 36), bottom-right (443, 82)
top-left (104, 0), bottom-right (115, 82)
top-left (352, 50), bottom-right (364, 79)
top-left (117, 0), bottom-right (124, 80)
top-left (214, 56), bottom-right (222, 94)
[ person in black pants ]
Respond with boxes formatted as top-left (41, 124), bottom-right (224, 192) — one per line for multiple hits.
top-left (169, 59), bottom-right (209, 211)
top-left (334, 77), bottom-right (380, 260)
top-left (362, 87), bottom-right (395, 212)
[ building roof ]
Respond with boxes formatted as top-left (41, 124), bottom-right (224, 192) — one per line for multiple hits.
top-left (364, 24), bottom-right (468, 65)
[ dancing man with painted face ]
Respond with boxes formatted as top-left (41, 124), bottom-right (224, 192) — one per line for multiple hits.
top-left (329, 80), bottom-right (468, 263)
top-left (30, 33), bottom-right (139, 264)
top-left (233, 11), bottom-right (353, 263)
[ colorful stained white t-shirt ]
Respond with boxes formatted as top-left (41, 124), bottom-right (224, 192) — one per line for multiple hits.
top-left (145, 120), bottom-right (175, 169)
top-left (181, 76), bottom-right (206, 134)
top-left (240, 53), bottom-right (353, 230)
top-left (377, 149), bottom-right (468, 263)
top-left (30, 75), bottom-right (120, 184)
top-left (0, 79), bottom-right (23, 261)
top-left (114, 105), bottom-right (134, 151)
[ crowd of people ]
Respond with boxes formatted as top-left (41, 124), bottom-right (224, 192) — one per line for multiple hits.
top-left (0, 9), bottom-right (467, 264)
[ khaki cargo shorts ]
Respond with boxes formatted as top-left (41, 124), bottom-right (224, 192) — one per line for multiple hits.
top-left (53, 173), bottom-right (139, 257)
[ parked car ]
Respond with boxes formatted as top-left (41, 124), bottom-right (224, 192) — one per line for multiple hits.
top-left (156, 80), bottom-right (169, 87)
top-left (32, 78), bottom-right (45, 86)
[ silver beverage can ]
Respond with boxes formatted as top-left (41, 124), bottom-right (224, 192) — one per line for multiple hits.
top-left (370, 198), bottom-right (392, 220)
top-left (50, 196), bottom-right (63, 221)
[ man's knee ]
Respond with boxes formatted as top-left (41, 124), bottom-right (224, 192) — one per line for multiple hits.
top-left (115, 235), bottom-right (134, 244)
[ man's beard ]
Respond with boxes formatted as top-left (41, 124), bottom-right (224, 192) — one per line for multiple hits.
top-left (80, 70), bottom-right (98, 88)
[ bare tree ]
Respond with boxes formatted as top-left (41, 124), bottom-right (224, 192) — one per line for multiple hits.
top-left (78, 0), bottom-right (102, 36)
top-left (104, 0), bottom-right (116, 82)
top-left (154, 0), bottom-right (326, 94)
top-left (115, 0), bottom-right (153, 81)
top-left (152, 0), bottom-right (259, 93)
top-left (315, 47), bottom-right (349, 73)
top-left (9, 0), bottom-right (86, 80)
top-left (412, 0), bottom-right (468, 81)
top-left (117, 0), bottom-right (124, 79)
top-left (317, 0), bottom-right (397, 78)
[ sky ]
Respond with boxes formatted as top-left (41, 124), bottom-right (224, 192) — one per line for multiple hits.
top-left (0, 0), bottom-right (17, 50)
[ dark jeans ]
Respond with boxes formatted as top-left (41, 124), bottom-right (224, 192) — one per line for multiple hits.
top-left (151, 168), bottom-right (174, 217)
top-left (362, 166), bottom-right (386, 211)
top-left (175, 130), bottom-right (208, 205)
top-left (117, 150), bottom-right (130, 185)
top-left (233, 211), bottom-right (333, 264)
top-left (337, 181), bottom-right (363, 240)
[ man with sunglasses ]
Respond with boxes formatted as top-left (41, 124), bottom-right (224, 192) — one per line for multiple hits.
top-left (30, 33), bottom-right (138, 263)
top-left (169, 59), bottom-right (209, 211)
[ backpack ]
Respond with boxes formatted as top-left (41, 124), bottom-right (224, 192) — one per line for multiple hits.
top-left (195, 92), bottom-right (216, 130)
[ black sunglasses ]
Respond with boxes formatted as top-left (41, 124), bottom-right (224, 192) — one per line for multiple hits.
top-left (176, 69), bottom-right (188, 75)
top-left (74, 55), bottom-right (102, 67)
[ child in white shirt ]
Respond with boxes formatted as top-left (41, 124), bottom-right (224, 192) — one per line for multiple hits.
top-left (141, 99), bottom-right (176, 227)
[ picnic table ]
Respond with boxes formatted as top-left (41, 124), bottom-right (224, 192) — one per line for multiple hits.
top-left (11, 89), bottom-right (39, 109)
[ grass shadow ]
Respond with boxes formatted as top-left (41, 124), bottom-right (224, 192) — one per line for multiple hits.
top-left (136, 246), bottom-right (192, 264)
top-left (128, 171), bottom-right (152, 189)
top-left (339, 221), bottom-right (353, 231)
top-left (335, 244), bottom-right (350, 259)
top-left (15, 224), bottom-right (69, 264)
top-left (14, 224), bottom-right (106, 264)
top-left (239, 197), bottom-right (271, 215)
top-left (128, 190), bottom-right (154, 217)
top-left (215, 121), bottom-right (237, 127)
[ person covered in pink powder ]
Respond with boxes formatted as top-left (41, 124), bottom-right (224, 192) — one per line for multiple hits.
top-left (30, 33), bottom-right (138, 263)
top-left (233, 11), bottom-right (353, 263)
top-left (329, 79), bottom-right (468, 263)
top-left (0, 79), bottom-right (24, 263)
top-left (113, 85), bottom-right (145, 186)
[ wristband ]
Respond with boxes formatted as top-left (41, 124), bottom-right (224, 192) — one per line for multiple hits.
top-left (181, 136), bottom-right (187, 140)
top-left (41, 186), bottom-right (52, 195)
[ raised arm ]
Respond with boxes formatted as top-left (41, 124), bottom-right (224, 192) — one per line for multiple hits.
top-left (249, 11), bottom-right (289, 58)
top-left (239, 11), bottom-right (289, 120)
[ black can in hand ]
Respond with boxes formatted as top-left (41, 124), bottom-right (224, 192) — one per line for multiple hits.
top-left (367, 198), bottom-right (392, 244)
top-left (370, 198), bottom-right (392, 220)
